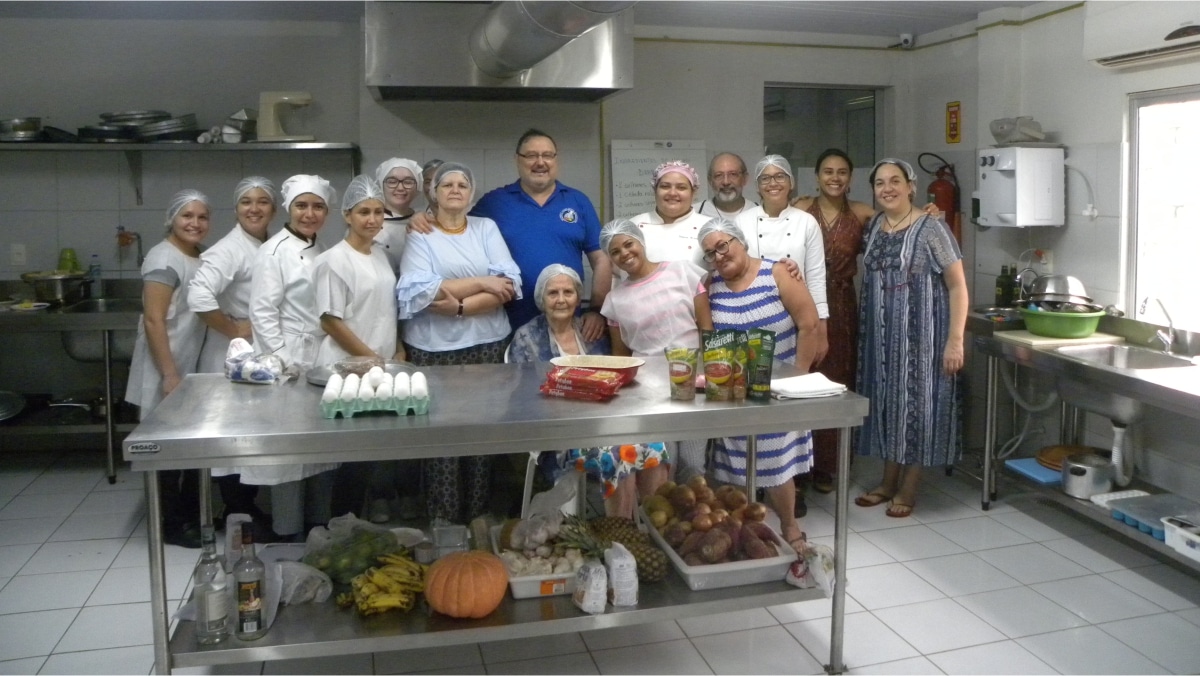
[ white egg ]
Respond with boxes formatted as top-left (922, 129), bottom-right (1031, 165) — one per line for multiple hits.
top-left (326, 373), bottom-right (344, 392)
top-left (321, 380), bottom-right (340, 403)
top-left (340, 374), bottom-right (360, 402)
top-left (358, 379), bottom-right (375, 401)
top-left (394, 372), bottom-right (411, 399)
top-left (366, 366), bottom-right (385, 389)
top-left (379, 371), bottom-right (394, 388)
top-left (376, 381), bottom-right (393, 400)
top-left (411, 372), bottom-right (429, 399)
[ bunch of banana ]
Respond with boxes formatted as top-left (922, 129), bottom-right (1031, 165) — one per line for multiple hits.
top-left (335, 552), bottom-right (428, 616)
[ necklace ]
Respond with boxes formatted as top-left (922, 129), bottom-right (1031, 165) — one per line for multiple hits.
top-left (435, 218), bottom-right (467, 235)
top-left (815, 198), bottom-right (844, 232)
top-left (883, 206), bottom-right (914, 233)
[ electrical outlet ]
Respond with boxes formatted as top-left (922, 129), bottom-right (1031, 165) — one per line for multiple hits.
top-left (1038, 249), bottom-right (1054, 273)
top-left (10, 243), bottom-right (25, 267)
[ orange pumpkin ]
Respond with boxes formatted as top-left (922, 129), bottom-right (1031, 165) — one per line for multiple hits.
top-left (424, 551), bottom-right (509, 619)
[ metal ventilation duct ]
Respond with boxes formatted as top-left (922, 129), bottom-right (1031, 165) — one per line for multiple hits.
top-left (366, 1), bottom-right (636, 103)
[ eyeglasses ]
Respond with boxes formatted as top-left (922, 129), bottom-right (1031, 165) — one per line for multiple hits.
top-left (702, 238), bottom-right (737, 262)
top-left (384, 178), bottom-right (417, 190)
top-left (517, 151), bottom-right (558, 162)
top-left (757, 173), bottom-right (791, 186)
top-left (711, 171), bottom-right (743, 181)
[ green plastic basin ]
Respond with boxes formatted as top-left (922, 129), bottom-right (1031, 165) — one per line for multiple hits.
top-left (1020, 308), bottom-right (1105, 338)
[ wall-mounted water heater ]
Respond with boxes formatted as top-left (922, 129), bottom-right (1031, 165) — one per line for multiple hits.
top-left (977, 147), bottom-right (1064, 227)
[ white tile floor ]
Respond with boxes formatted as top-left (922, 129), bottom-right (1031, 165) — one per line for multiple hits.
top-left (3, 449), bottom-right (1200, 674)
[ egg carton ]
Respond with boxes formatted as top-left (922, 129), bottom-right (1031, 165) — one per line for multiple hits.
top-left (320, 394), bottom-right (430, 419)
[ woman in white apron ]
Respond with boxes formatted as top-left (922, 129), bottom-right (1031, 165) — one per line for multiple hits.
top-left (126, 189), bottom-right (212, 548)
top-left (372, 157), bottom-right (422, 277)
top-left (245, 175), bottom-right (340, 541)
top-left (188, 177), bottom-right (276, 531)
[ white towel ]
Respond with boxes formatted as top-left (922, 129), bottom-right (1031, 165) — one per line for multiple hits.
top-left (770, 373), bottom-right (847, 399)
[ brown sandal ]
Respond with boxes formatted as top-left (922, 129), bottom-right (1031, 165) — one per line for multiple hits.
top-left (885, 499), bottom-right (915, 518)
top-left (854, 490), bottom-right (893, 507)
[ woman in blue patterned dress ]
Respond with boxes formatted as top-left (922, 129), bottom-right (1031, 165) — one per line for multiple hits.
top-left (854, 159), bottom-right (967, 518)
top-left (694, 219), bottom-right (819, 550)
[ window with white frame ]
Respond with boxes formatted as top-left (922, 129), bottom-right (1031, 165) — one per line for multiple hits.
top-left (1130, 86), bottom-right (1200, 335)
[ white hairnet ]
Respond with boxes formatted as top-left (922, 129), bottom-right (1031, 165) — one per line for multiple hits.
top-left (234, 176), bottom-right (276, 205)
top-left (430, 162), bottom-right (476, 205)
top-left (754, 154), bottom-right (793, 182)
top-left (869, 157), bottom-right (917, 183)
top-left (697, 218), bottom-right (746, 248)
top-left (599, 218), bottom-right (644, 253)
top-left (374, 158), bottom-right (422, 188)
top-left (341, 175), bottom-right (386, 212)
top-left (165, 189), bottom-right (210, 231)
top-left (281, 174), bottom-right (336, 213)
top-left (533, 264), bottom-right (583, 312)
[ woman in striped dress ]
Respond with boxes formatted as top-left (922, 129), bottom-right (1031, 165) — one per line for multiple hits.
top-left (694, 219), bottom-right (819, 551)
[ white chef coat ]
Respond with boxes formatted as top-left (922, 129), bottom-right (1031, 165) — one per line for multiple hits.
top-left (374, 213), bottom-right (410, 276)
top-left (248, 226), bottom-right (326, 368)
top-left (628, 208), bottom-right (711, 275)
top-left (736, 205), bottom-right (829, 319)
top-left (313, 239), bottom-right (398, 365)
top-left (125, 240), bottom-right (205, 413)
top-left (229, 225), bottom-right (337, 486)
top-left (693, 199), bottom-right (757, 221)
top-left (188, 223), bottom-right (264, 373)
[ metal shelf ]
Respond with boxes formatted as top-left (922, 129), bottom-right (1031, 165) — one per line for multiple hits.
top-left (0, 423), bottom-right (136, 436)
top-left (0, 142), bottom-right (361, 204)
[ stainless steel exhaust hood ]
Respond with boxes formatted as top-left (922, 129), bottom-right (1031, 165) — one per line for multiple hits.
top-left (366, 2), bottom-right (635, 103)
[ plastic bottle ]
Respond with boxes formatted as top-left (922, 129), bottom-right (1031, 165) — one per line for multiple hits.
top-left (193, 524), bottom-right (230, 644)
top-left (87, 254), bottom-right (102, 291)
top-left (233, 526), bottom-right (267, 640)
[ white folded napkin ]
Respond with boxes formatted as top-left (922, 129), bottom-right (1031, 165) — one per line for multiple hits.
top-left (770, 373), bottom-right (848, 399)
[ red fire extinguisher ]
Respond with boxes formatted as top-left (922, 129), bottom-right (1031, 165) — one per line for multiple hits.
top-left (919, 153), bottom-right (961, 244)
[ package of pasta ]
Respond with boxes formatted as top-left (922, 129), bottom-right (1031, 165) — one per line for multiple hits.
top-left (544, 366), bottom-right (624, 396)
top-left (539, 384), bottom-right (615, 402)
top-left (746, 329), bottom-right (777, 402)
top-left (702, 330), bottom-right (737, 401)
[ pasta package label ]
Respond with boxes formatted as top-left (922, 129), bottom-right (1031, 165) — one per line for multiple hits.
top-left (541, 366), bottom-right (624, 401)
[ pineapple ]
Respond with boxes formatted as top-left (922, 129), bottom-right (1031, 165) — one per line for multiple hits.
top-left (558, 515), bottom-right (669, 583)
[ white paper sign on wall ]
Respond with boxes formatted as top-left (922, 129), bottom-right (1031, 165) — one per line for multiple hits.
top-left (611, 140), bottom-right (707, 218)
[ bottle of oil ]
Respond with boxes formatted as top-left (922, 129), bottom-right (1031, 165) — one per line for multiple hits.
top-left (995, 265), bottom-right (1011, 306)
top-left (233, 526), bottom-right (266, 640)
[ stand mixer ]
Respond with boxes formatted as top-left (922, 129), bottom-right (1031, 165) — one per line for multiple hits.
top-left (257, 91), bottom-right (315, 142)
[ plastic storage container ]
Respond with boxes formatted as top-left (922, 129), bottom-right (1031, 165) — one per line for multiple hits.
top-left (1020, 308), bottom-right (1104, 338)
top-left (1162, 515), bottom-right (1200, 564)
top-left (641, 507), bottom-right (796, 591)
top-left (1106, 493), bottom-right (1200, 541)
top-left (489, 526), bottom-right (578, 599)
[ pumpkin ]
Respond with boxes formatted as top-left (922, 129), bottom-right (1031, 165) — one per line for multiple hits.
top-left (424, 550), bottom-right (509, 619)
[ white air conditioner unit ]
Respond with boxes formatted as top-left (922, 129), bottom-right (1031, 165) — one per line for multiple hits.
top-left (1083, 1), bottom-right (1200, 68)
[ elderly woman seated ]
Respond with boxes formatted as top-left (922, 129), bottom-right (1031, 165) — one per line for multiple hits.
top-left (509, 265), bottom-right (665, 518)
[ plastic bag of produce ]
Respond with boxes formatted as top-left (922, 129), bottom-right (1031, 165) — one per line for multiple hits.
top-left (785, 542), bottom-right (836, 597)
top-left (279, 560), bottom-right (332, 605)
top-left (225, 338), bottom-right (286, 385)
top-left (573, 559), bottom-right (608, 614)
top-left (301, 514), bottom-right (403, 585)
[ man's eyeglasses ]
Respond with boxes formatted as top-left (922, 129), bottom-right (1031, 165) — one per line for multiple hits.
top-left (711, 171), bottom-right (743, 181)
top-left (757, 173), bottom-right (790, 186)
top-left (702, 238), bottom-right (737, 262)
top-left (517, 152), bottom-right (558, 162)
top-left (384, 178), bottom-right (417, 190)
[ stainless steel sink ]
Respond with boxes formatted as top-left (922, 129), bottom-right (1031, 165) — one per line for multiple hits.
top-left (1054, 344), bottom-right (1196, 370)
top-left (1053, 345), bottom-right (1194, 424)
top-left (61, 298), bottom-right (141, 362)
top-left (63, 298), bottom-right (144, 314)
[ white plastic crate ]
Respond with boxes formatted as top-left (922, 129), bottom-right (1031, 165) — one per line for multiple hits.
top-left (1162, 515), bottom-right (1200, 564)
top-left (640, 507), bottom-right (796, 591)
top-left (489, 525), bottom-right (578, 599)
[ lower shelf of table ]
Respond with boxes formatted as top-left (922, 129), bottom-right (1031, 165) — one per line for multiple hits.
top-left (170, 576), bottom-right (824, 668)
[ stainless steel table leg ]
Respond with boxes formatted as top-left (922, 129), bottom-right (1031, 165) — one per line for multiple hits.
top-left (827, 426), bottom-right (851, 675)
top-left (982, 356), bottom-right (998, 510)
top-left (104, 331), bottom-right (116, 484)
top-left (199, 468), bottom-right (212, 528)
top-left (145, 471), bottom-right (171, 675)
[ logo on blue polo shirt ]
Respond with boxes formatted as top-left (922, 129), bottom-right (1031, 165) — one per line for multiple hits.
top-left (559, 208), bottom-right (578, 223)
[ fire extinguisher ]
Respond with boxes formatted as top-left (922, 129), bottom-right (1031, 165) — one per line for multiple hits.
top-left (918, 153), bottom-right (961, 244)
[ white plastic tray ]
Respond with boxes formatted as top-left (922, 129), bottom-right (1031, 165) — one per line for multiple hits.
top-left (640, 508), bottom-right (796, 591)
top-left (490, 526), bottom-right (577, 599)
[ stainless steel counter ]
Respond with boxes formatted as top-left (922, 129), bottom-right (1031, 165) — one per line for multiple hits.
top-left (130, 359), bottom-right (868, 674)
top-left (0, 304), bottom-right (141, 332)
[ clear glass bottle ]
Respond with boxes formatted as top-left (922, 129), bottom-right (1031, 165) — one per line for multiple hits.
top-left (193, 524), bottom-right (229, 644)
top-left (233, 526), bottom-right (267, 641)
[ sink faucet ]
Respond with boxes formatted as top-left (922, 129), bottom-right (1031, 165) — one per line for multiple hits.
top-left (1141, 297), bottom-right (1175, 353)
top-left (116, 226), bottom-right (144, 266)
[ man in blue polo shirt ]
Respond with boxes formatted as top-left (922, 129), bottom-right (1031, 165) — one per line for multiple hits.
top-left (410, 129), bottom-right (611, 340)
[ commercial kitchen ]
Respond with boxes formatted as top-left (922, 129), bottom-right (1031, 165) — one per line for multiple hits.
top-left (2, 1), bottom-right (1200, 674)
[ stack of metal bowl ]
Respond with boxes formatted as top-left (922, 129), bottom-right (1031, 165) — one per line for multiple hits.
top-left (1, 117), bottom-right (45, 142)
top-left (136, 113), bottom-right (199, 142)
top-left (1024, 274), bottom-right (1101, 313)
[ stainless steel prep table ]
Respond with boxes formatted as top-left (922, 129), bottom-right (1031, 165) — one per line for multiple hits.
top-left (126, 358), bottom-right (868, 674)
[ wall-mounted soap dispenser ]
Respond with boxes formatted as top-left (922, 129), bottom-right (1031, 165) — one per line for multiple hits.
top-left (976, 147), bottom-right (1064, 227)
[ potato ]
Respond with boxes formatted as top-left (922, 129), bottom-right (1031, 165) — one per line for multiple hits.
top-left (678, 530), bottom-right (705, 556)
top-left (722, 488), bottom-right (748, 511)
top-left (669, 485), bottom-right (696, 511)
top-left (744, 502), bottom-right (768, 522)
top-left (691, 513), bottom-right (714, 533)
top-left (656, 480), bottom-right (677, 499)
top-left (686, 474), bottom-right (708, 491)
top-left (699, 529), bottom-right (733, 564)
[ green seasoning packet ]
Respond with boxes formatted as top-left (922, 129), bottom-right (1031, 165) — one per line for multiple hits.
top-left (747, 328), bottom-right (776, 402)
top-left (732, 330), bottom-right (749, 402)
top-left (702, 329), bottom-right (737, 401)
